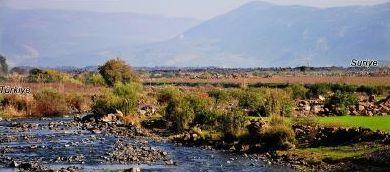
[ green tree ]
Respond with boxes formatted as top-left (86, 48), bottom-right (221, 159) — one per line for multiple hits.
top-left (0, 55), bottom-right (8, 76)
top-left (98, 58), bottom-right (139, 86)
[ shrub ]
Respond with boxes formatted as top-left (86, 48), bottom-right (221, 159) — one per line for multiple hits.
top-left (0, 55), bottom-right (8, 76)
top-left (27, 69), bottom-right (81, 84)
top-left (84, 72), bottom-right (106, 86)
top-left (159, 88), bottom-right (218, 132)
top-left (188, 94), bottom-right (216, 128)
top-left (325, 91), bottom-right (358, 116)
top-left (292, 116), bottom-right (319, 127)
top-left (261, 124), bottom-right (296, 150)
top-left (218, 108), bottom-right (247, 138)
top-left (331, 84), bottom-right (357, 93)
top-left (98, 58), bottom-right (139, 86)
top-left (261, 115), bottom-right (296, 150)
top-left (157, 87), bottom-right (182, 104)
top-left (28, 68), bottom-right (47, 82)
top-left (1, 94), bottom-right (34, 116)
top-left (263, 89), bottom-right (294, 117)
top-left (92, 82), bottom-right (142, 116)
top-left (307, 83), bottom-right (332, 97)
top-left (287, 83), bottom-right (308, 99)
top-left (165, 94), bottom-right (195, 132)
top-left (238, 89), bottom-right (266, 111)
top-left (33, 88), bottom-right (69, 116)
top-left (66, 92), bottom-right (90, 113)
top-left (208, 89), bottom-right (231, 104)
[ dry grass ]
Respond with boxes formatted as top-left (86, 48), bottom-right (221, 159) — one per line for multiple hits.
top-left (1, 82), bottom-right (103, 96)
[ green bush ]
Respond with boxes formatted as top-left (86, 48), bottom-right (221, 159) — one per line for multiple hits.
top-left (260, 115), bottom-right (296, 150)
top-left (66, 92), bottom-right (90, 113)
top-left (165, 94), bottom-right (195, 131)
top-left (238, 89), bottom-right (265, 111)
top-left (159, 88), bottom-right (224, 132)
top-left (263, 89), bottom-right (294, 117)
top-left (218, 108), bottom-right (247, 138)
top-left (98, 58), bottom-right (139, 86)
top-left (34, 88), bottom-right (69, 116)
top-left (261, 124), bottom-right (296, 150)
top-left (307, 83), bottom-right (332, 97)
top-left (330, 84), bottom-right (357, 93)
top-left (157, 87), bottom-right (182, 104)
top-left (287, 83), bottom-right (308, 99)
top-left (27, 69), bottom-right (81, 84)
top-left (208, 89), bottom-right (231, 104)
top-left (84, 72), bottom-right (106, 86)
top-left (92, 82), bottom-right (142, 116)
top-left (325, 91), bottom-right (358, 116)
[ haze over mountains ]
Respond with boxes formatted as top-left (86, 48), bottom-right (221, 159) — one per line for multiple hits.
top-left (0, 8), bottom-right (199, 66)
top-left (1, 1), bottom-right (389, 67)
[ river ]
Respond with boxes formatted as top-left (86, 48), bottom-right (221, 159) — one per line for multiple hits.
top-left (0, 116), bottom-right (292, 171)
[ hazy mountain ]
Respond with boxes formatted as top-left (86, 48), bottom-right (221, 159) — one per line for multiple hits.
top-left (0, 8), bottom-right (200, 67)
top-left (133, 1), bottom-right (390, 67)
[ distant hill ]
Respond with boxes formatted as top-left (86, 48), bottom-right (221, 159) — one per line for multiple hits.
top-left (133, 1), bottom-right (390, 67)
top-left (1, 2), bottom-right (389, 67)
top-left (0, 8), bottom-right (199, 67)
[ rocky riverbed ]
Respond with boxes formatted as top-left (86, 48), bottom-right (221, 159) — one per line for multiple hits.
top-left (0, 116), bottom-right (291, 171)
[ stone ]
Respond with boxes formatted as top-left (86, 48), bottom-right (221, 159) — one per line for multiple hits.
top-left (165, 160), bottom-right (175, 165)
top-left (303, 104), bottom-right (311, 111)
top-left (101, 113), bottom-right (117, 122)
top-left (318, 95), bottom-right (325, 101)
top-left (10, 160), bottom-right (20, 167)
top-left (127, 167), bottom-right (141, 172)
top-left (115, 110), bottom-right (124, 118)
top-left (369, 95), bottom-right (376, 102)
top-left (311, 105), bottom-right (322, 114)
top-left (358, 105), bottom-right (365, 111)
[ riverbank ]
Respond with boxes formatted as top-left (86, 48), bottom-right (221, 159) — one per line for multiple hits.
top-left (79, 113), bottom-right (390, 171)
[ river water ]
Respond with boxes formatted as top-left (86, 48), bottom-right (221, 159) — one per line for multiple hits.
top-left (0, 117), bottom-right (292, 172)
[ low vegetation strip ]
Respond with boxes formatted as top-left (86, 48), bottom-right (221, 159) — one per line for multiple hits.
top-left (317, 116), bottom-right (390, 132)
top-left (143, 76), bottom-right (390, 86)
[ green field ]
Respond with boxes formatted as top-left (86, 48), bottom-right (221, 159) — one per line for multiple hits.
top-left (317, 116), bottom-right (390, 132)
top-left (255, 115), bottom-right (390, 132)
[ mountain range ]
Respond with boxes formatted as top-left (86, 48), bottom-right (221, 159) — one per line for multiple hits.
top-left (0, 8), bottom-right (199, 66)
top-left (1, 1), bottom-right (389, 67)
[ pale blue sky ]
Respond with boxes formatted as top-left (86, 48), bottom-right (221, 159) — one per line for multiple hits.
top-left (1, 0), bottom-right (390, 19)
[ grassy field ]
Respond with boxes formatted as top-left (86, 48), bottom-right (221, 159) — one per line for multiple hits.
top-left (277, 142), bottom-right (384, 164)
top-left (317, 116), bottom-right (390, 132)
top-left (256, 115), bottom-right (390, 132)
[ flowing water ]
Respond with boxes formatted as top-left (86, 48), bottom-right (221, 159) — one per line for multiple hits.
top-left (0, 117), bottom-right (292, 172)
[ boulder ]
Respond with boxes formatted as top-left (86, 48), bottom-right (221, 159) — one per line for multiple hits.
top-left (311, 105), bottom-right (322, 114)
top-left (101, 114), bottom-right (115, 122)
top-left (369, 94), bottom-right (376, 102)
top-left (303, 104), bottom-right (311, 111)
top-left (358, 105), bottom-right (365, 111)
top-left (126, 167), bottom-right (141, 172)
top-left (101, 110), bottom-right (124, 123)
top-left (318, 95), bottom-right (326, 101)
top-left (247, 121), bottom-right (265, 136)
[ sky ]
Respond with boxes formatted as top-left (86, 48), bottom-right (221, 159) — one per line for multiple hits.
top-left (1, 0), bottom-right (390, 20)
